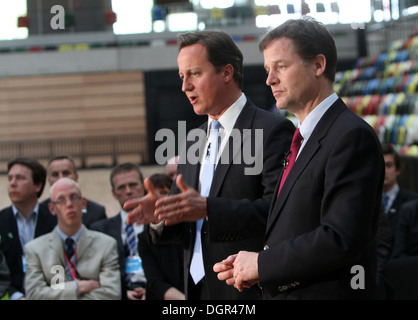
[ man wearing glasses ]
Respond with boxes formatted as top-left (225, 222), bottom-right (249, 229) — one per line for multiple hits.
top-left (24, 178), bottom-right (121, 300)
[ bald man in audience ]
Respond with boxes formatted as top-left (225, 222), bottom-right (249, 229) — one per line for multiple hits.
top-left (24, 178), bottom-right (121, 300)
top-left (43, 155), bottom-right (107, 228)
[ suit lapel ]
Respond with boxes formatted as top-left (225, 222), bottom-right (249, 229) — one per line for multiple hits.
top-left (106, 214), bottom-right (122, 239)
top-left (266, 138), bottom-right (321, 234)
top-left (267, 170), bottom-right (284, 216)
top-left (76, 228), bottom-right (91, 260)
top-left (265, 99), bottom-right (347, 235)
top-left (35, 204), bottom-right (56, 237)
top-left (210, 101), bottom-right (256, 196)
top-left (111, 213), bottom-right (124, 255)
top-left (49, 230), bottom-right (66, 265)
top-left (2, 208), bottom-right (22, 254)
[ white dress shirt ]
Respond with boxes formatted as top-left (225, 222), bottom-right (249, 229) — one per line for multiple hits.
top-left (297, 92), bottom-right (339, 159)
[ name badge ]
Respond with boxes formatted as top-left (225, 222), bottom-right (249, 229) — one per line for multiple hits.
top-left (125, 255), bottom-right (142, 274)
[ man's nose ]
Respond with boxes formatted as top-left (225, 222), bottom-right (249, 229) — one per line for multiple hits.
top-left (266, 71), bottom-right (279, 86)
top-left (182, 78), bottom-right (193, 92)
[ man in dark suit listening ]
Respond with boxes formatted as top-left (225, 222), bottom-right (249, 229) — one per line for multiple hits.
top-left (381, 143), bottom-right (418, 236)
top-left (42, 155), bottom-right (106, 228)
top-left (125, 30), bottom-right (294, 300)
top-left (214, 17), bottom-right (385, 300)
top-left (391, 198), bottom-right (418, 258)
top-left (0, 157), bottom-right (57, 300)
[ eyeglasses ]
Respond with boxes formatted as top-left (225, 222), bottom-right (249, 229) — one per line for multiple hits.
top-left (51, 195), bottom-right (82, 206)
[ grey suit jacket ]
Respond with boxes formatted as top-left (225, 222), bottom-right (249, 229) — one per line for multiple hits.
top-left (24, 226), bottom-right (121, 300)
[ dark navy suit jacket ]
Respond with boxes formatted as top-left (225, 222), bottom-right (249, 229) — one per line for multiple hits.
top-left (259, 99), bottom-right (385, 299)
top-left (151, 99), bottom-right (295, 299)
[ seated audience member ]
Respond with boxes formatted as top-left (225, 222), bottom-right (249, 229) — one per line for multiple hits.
top-left (391, 198), bottom-right (418, 259)
top-left (43, 155), bottom-right (107, 228)
top-left (138, 173), bottom-right (185, 300)
top-left (24, 178), bottom-right (121, 300)
top-left (91, 163), bottom-right (147, 300)
top-left (381, 143), bottom-right (418, 236)
top-left (0, 248), bottom-right (10, 300)
top-left (0, 157), bottom-right (57, 300)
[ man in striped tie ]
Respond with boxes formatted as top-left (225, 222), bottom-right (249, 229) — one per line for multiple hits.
top-left (91, 163), bottom-right (147, 300)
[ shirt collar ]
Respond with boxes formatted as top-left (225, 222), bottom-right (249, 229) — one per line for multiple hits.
top-left (120, 209), bottom-right (144, 234)
top-left (120, 209), bottom-right (129, 225)
top-left (299, 92), bottom-right (338, 141)
top-left (207, 93), bottom-right (246, 136)
top-left (12, 202), bottom-right (39, 218)
top-left (385, 184), bottom-right (399, 200)
top-left (56, 224), bottom-right (84, 243)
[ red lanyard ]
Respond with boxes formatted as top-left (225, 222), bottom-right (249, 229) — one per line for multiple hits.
top-left (64, 247), bottom-right (77, 280)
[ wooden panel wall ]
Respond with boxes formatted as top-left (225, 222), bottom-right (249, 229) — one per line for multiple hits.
top-left (0, 71), bottom-right (148, 166)
top-left (0, 71), bottom-right (146, 140)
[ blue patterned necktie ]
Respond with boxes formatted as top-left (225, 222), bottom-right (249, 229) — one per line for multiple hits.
top-left (125, 223), bottom-right (136, 257)
top-left (190, 120), bottom-right (221, 284)
top-left (65, 237), bottom-right (75, 260)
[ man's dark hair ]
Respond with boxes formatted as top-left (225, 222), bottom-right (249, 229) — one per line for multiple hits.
top-left (47, 154), bottom-right (77, 174)
top-left (177, 30), bottom-right (244, 89)
top-left (8, 157), bottom-right (46, 198)
top-left (149, 173), bottom-right (173, 192)
top-left (110, 162), bottom-right (144, 189)
top-left (259, 17), bottom-right (337, 82)
top-left (381, 143), bottom-right (401, 170)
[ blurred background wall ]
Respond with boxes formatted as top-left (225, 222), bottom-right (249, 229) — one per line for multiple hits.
top-left (0, 0), bottom-right (417, 210)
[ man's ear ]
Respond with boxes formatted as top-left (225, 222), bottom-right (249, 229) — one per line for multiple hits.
top-left (223, 64), bottom-right (235, 83)
top-left (313, 54), bottom-right (327, 77)
top-left (34, 182), bottom-right (43, 197)
top-left (111, 188), bottom-right (117, 200)
top-left (48, 202), bottom-right (57, 216)
top-left (82, 197), bottom-right (87, 210)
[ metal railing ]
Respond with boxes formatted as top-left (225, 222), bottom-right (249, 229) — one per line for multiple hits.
top-left (0, 134), bottom-right (148, 170)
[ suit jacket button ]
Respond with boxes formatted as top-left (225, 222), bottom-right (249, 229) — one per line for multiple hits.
top-left (263, 245), bottom-right (269, 250)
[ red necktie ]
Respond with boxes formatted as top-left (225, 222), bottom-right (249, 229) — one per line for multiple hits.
top-left (278, 128), bottom-right (303, 196)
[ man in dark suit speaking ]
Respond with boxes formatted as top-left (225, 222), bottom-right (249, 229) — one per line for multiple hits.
top-left (214, 17), bottom-right (385, 300)
top-left (125, 30), bottom-right (294, 300)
